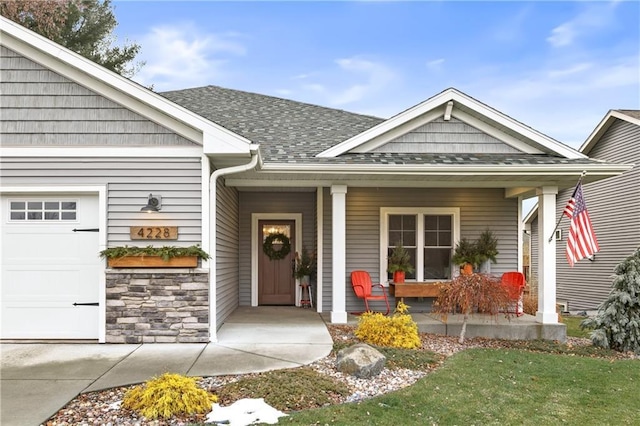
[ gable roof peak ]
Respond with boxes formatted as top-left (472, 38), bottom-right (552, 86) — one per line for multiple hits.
top-left (317, 87), bottom-right (585, 159)
top-left (580, 109), bottom-right (640, 154)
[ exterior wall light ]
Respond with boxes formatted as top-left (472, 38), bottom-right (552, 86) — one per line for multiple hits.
top-left (141, 194), bottom-right (161, 212)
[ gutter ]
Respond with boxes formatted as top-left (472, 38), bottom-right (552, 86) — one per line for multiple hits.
top-left (208, 145), bottom-right (261, 342)
top-left (259, 162), bottom-right (634, 175)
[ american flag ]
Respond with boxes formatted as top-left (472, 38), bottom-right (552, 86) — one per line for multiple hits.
top-left (565, 182), bottom-right (599, 267)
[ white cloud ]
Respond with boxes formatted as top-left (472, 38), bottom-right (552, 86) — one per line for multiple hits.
top-left (274, 88), bottom-right (293, 96)
top-left (132, 23), bottom-right (246, 91)
top-left (303, 83), bottom-right (326, 93)
top-left (329, 57), bottom-right (396, 105)
top-left (547, 3), bottom-right (617, 48)
top-left (547, 63), bottom-right (592, 78)
top-left (426, 58), bottom-right (445, 71)
top-left (466, 55), bottom-right (639, 147)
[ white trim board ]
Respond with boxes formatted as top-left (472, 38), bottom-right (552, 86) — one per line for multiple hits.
top-left (0, 146), bottom-right (203, 158)
top-left (379, 207), bottom-right (461, 283)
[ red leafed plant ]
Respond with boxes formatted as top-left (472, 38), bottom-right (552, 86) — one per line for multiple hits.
top-left (434, 273), bottom-right (512, 343)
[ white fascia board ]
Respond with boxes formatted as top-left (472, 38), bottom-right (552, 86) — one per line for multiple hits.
top-left (317, 89), bottom-right (457, 158)
top-left (203, 132), bottom-right (253, 156)
top-left (0, 146), bottom-right (203, 157)
top-left (579, 110), bottom-right (640, 155)
top-left (350, 108), bottom-right (445, 153)
top-left (448, 91), bottom-right (585, 159)
top-left (316, 87), bottom-right (586, 159)
top-left (523, 203), bottom-right (539, 225)
top-left (260, 162), bottom-right (632, 175)
top-left (451, 109), bottom-right (544, 154)
top-left (0, 18), bottom-right (252, 155)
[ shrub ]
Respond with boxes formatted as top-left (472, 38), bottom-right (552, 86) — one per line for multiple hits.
top-left (581, 248), bottom-right (640, 354)
top-left (434, 273), bottom-right (511, 343)
top-left (522, 292), bottom-right (538, 316)
top-left (355, 301), bottom-right (421, 349)
top-left (122, 373), bottom-right (217, 420)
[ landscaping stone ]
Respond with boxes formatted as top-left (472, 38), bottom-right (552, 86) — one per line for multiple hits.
top-left (335, 343), bottom-right (386, 378)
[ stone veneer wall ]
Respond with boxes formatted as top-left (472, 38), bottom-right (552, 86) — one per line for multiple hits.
top-left (106, 270), bottom-right (209, 343)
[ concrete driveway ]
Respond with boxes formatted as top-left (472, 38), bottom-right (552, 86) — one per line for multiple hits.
top-left (0, 307), bottom-right (332, 426)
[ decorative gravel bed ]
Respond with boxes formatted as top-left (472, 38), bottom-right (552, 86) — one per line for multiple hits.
top-left (42, 326), bottom-right (622, 426)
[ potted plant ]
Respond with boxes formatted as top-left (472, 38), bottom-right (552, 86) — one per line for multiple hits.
top-left (100, 245), bottom-right (210, 268)
top-left (476, 229), bottom-right (499, 271)
top-left (294, 247), bottom-right (316, 284)
top-left (387, 243), bottom-right (414, 283)
top-left (452, 237), bottom-right (480, 275)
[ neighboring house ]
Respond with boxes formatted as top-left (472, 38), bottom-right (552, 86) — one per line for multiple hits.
top-left (1, 17), bottom-right (631, 343)
top-left (525, 110), bottom-right (639, 311)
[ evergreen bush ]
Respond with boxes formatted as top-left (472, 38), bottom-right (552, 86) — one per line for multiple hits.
top-left (581, 248), bottom-right (640, 354)
top-left (122, 373), bottom-right (217, 420)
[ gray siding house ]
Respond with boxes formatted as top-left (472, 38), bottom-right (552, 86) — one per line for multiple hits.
top-left (525, 110), bottom-right (639, 311)
top-left (1, 16), bottom-right (631, 343)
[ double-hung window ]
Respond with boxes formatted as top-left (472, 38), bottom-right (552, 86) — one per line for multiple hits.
top-left (381, 207), bottom-right (460, 282)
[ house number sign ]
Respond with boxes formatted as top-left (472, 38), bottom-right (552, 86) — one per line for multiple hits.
top-left (130, 226), bottom-right (178, 240)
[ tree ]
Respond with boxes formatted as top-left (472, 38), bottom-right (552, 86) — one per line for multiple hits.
top-left (581, 248), bottom-right (640, 354)
top-left (1, 0), bottom-right (142, 77)
top-left (434, 273), bottom-right (511, 343)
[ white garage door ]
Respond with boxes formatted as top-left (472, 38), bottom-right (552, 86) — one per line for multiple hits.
top-left (1, 194), bottom-right (101, 339)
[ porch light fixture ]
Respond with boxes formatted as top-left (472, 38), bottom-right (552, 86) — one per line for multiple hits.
top-left (141, 194), bottom-right (161, 212)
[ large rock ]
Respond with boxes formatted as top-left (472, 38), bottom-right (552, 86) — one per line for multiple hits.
top-left (335, 343), bottom-right (386, 378)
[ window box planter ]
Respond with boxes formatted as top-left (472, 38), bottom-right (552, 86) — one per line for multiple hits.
top-left (107, 255), bottom-right (198, 268)
top-left (100, 245), bottom-right (209, 269)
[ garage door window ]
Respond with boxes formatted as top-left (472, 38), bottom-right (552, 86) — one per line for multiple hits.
top-left (10, 201), bottom-right (77, 221)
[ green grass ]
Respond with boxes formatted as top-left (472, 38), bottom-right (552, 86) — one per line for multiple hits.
top-left (563, 315), bottom-right (592, 338)
top-left (284, 349), bottom-right (640, 425)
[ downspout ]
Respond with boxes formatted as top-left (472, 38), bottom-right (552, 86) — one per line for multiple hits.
top-left (209, 144), bottom-right (261, 342)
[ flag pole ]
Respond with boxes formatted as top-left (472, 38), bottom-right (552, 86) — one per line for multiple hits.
top-left (547, 171), bottom-right (586, 243)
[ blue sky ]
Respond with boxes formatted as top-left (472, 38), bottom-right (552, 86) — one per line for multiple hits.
top-left (112, 1), bottom-right (639, 150)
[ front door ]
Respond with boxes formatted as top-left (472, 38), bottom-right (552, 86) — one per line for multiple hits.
top-left (258, 220), bottom-right (295, 305)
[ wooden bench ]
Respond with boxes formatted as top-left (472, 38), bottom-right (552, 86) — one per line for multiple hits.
top-left (389, 282), bottom-right (447, 304)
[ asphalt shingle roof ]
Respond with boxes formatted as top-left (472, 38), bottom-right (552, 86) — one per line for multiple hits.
top-left (161, 85), bottom-right (603, 167)
top-left (161, 85), bottom-right (383, 161)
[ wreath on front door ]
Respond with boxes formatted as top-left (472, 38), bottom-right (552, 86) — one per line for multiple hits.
top-left (262, 232), bottom-right (291, 260)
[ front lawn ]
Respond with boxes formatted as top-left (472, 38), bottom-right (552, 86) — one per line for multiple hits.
top-left (563, 315), bottom-right (592, 338)
top-left (285, 348), bottom-right (640, 425)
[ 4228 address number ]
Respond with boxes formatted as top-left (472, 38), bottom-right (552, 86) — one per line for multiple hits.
top-left (130, 226), bottom-right (178, 240)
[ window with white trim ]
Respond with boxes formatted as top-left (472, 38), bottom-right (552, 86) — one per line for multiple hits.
top-left (9, 200), bottom-right (77, 221)
top-left (381, 207), bottom-right (460, 282)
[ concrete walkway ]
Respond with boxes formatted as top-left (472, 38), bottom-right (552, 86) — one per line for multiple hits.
top-left (0, 307), bottom-right (332, 426)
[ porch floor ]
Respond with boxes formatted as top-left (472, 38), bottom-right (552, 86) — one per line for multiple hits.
top-left (321, 311), bottom-right (567, 342)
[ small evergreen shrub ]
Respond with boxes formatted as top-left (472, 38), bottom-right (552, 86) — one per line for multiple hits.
top-left (581, 248), bottom-right (640, 354)
top-left (355, 301), bottom-right (421, 349)
top-left (122, 373), bottom-right (217, 420)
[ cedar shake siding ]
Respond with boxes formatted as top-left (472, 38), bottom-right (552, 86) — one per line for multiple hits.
top-left (1, 46), bottom-right (196, 147)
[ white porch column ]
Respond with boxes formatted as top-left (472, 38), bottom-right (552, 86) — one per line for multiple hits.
top-left (330, 185), bottom-right (348, 323)
top-left (536, 186), bottom-right (559, 324)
